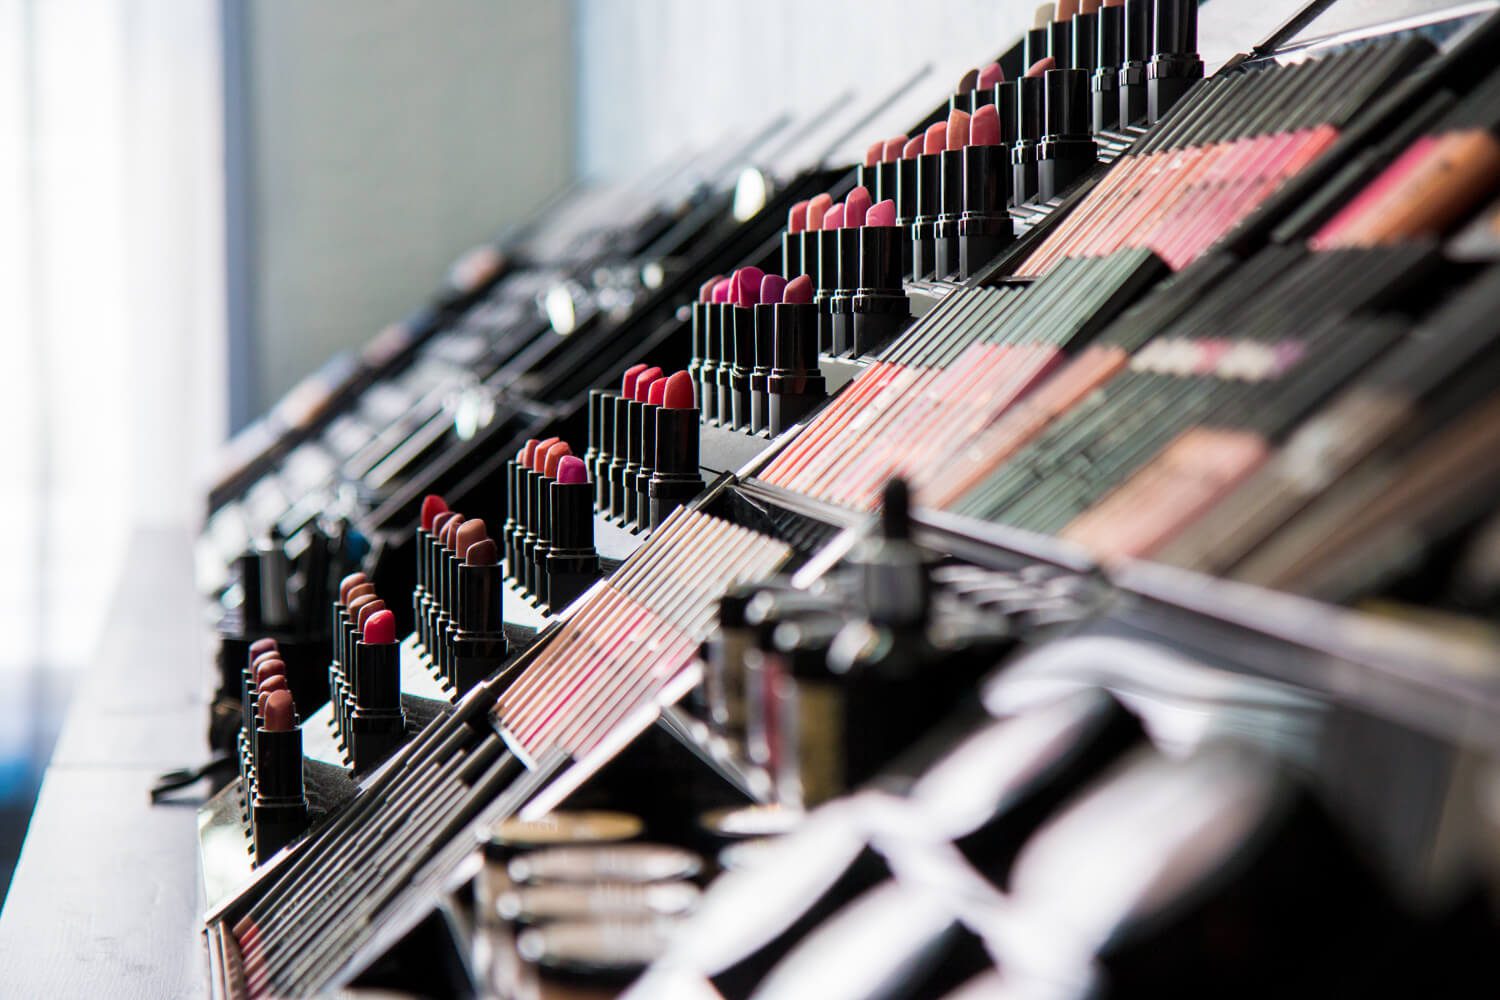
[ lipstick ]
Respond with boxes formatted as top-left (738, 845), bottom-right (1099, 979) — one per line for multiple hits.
top-left (529, 441), bottom-right (572, 594)
top-left (622, 370), bottom-right (660, 528)
top-left (532, 447), bottom-right (570, 597)
top-left (711, 278), bottom-right (735, 424)
top-left (504, 447), bottom-right (533, 579)
top-left (829, 187), bottom-right (868, 355)
top-left (448, 518), bottom-right (489, 672)
top-left (1050, 0), bottom-right (1078, 69)
top-left (1147, 0), bottom-right (1203, 122)
top-left (439, 517), bottom-right (484, 665)
top-left (768, 275), bottom-right (825, 434)
top-left (1073, 0), bottom-right (1100, 72)
top-left (448, 535), bottom-right (509, 692)
top-left (635, 375), bottom-right (672, 526)
top-left (751, 273), bottom-right (788, 435)
top-left (414, 495), bottom-right (446, 654)
top-left (547, 455), bottom-right (601, 608)
top-left (933, 109), bottom-right (971, 278)
top-left (1013, 57), bottom-right (1053, 205)
top-left (252, 689), bottom-right (308, 864)
top-left (1094, 0), bottom-right (1125, 132)
top-left (612, 365), bottom-right (646, 519)
top-left (783, 203), bottom-right (808, 279)
top-left (650, 371), bottom-right (705, 528)
top-left (804, 195), bottom-right (836, 355)
top-left (875, 135), bottom-right (906, 208)
top-left (349, 609), bottom-right (404, 772)
top-left (910, 121), bottom-right (947, 281)
top-left (729, 270), bottom-right (763, 430)
top-left (1025, 3), bottom-right (1054, 70)
top-left (1118, 0), bottom-right (1153, 125)
top-left (958, 103), bottom-right (1016, 278)
top-left (895, 138), bottom-right (923, 283)
top-left (1038, 66), bottom-right (1099, 199)
top-left (691, 278), bottom-right (723, 426)
top-left (852, 199), bottom-right (912, 356)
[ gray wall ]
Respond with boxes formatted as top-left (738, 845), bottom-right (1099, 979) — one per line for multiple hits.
top-left (240, 0), bottom-right (572, 415)
top-left (573, 0), bottom-right (1302, 181)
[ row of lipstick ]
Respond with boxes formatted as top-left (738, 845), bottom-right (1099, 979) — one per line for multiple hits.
top-left (493, 443), bottom-right (601, 610)
top-left (411, 501), bottom-right (520, 690)
top-left (326, 573), bottom-right (407, 768)
top-left (1020, 0), bottom-right (1203, 128)
top-left (585, 368), bottom-right (704, 529)
top-left (241, 637), bottom-right (309, 863)
top-left (688, 270), bottom-right (835, 436)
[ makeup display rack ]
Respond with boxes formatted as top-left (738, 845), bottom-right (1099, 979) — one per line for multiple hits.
top-left (191, 1), bottom-right (1500, 996)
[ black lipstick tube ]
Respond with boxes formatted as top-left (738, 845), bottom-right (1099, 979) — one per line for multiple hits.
top-left (1012, 76), bottom-right (1044, 204)
top-left (1026, 23), bottom-right (1049, 70)
top-left (525, 466), bottom-right (551, 594)
top-left (1049, 16), bottom-right (1073, 70)
top-left (852, 224), bottom-right (912, 356)
top-left (911, 150), bottom-right (942, 281)
top-left (698, 305), bottom-right (721, 425)
top-left (687, 307), bottom-right (707, 424)
top-left (533, 473), bottom-right (556, 602)
top-left (1147, 0), bottom-right (1202, 122)
top-left (1073, 7), bottom-right (1099, 73)
top-left (349, 636), bottom-right (404, 772)
top-left (1120, 0), bottom-right (1153, 125)
top-left (584, 388), bottom-right (605, 496)
top-left (1039, 68), bottom-right (1099, 199)
top-left (829, 226), bottom-right (860, 354)
top-left (502, 462), bottom-right (522, 580)
top-left (716, 302), bottom-right (735, 422)
top-left (730, 305), bottom-right (755, 430)
top-left (750, 302), bottom-right (776, 434)
top-left (781, 228), bottom-right (803, 279)
top-left (932, 144), bottom-right (967, 279)
top-left (875, 159), bottom-right (899, 205)
top-left (635, 397), bottom-right (662, 525)
top-left (610, 396), bottom-right (633, 520)
top-left (252, 724), bottom-right (308, 863)
top-left (595, 396), bottom-right (616, 511)
top-left (1094, 4), bottom-right (1124, 132)
top-left (547, 480), bottom-right (600, 609)
top-left (812, 229), bottom-right (839, 355)
top-left (411, 527), bottom-right (430, 653)
top-left (895, 156), bottom-right (918, 277)
top-left (768, 301), bottom-right (826, 435)
top-left (650, 405), bottom-right (704, 529)
top-left (449, 560), bottom-right (508, 694)
top-left (623, 391), bottom-right (647, 525)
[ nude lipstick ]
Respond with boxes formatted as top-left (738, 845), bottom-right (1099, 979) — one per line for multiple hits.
top-left (852, 199), bottom-right (912, 355)
top-left (252, 689), bottom-right (308, 863)
top-left (958, 103), bottom-right (1016, 278)
top-left (449, 535), bottom-right (509, 692)
top-left (1014, 57), bottom-right (1054, 205)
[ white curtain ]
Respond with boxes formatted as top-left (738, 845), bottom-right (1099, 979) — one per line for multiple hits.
top-left (0, 0), bottom-right (225, 787)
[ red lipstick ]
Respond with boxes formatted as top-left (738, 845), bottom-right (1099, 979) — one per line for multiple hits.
top-left (349, 609), bottom-right (404, 772)
top-left (650, 371), bottom-right (706, 528)
top-left (853, 197), bottom-right (913, 356)
top-left (768, 274), bottom-right (827, 433)
top-left (729, 269), bottom-right (765, 431)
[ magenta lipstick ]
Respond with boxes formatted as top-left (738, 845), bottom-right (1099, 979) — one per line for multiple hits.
top-left (729, 269), bottom-right (763, 431)
top-left (621, 371), bottom-right (659, 527)
top-left (768, 275), bottom-right (826, 433)
top-left (830, 188), bottom-right (867, 355)
top-left (546, 456), bottom-right (601, 607)
top-left (752, 272), bottom-right (789, 433)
